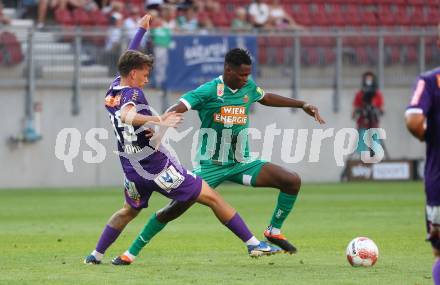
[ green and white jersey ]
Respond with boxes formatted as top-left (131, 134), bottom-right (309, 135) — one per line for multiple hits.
top-left (180, 76), bottom-right (265, 165)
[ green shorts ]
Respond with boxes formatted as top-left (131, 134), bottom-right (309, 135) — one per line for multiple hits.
top-left (193, 160), bottom-right (267, 189)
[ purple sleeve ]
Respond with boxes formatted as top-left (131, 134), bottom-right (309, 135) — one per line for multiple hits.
top-left (407, 76), bottom-right (433, 115)
top-left (128, 27), bottom-right (147, 51)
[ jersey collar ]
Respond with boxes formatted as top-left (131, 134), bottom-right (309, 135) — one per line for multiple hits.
top-left (218, 75), bottom-right (238, 93)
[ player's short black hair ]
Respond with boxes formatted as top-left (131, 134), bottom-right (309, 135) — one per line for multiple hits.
top-left (225, 48), bottom-right (252, 67)
top-left (117, 50), bottom-right (154, 77)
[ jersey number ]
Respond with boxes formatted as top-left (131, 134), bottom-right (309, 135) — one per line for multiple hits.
top-left (110, 110), bottom-right (137, 143)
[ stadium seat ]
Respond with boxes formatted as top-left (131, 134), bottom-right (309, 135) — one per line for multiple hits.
top-left (0, 31), bottom-right (23, 66)
top-left (54, 8), bottom-right (74, 26)
top-left (72, 8), bottom-right (93, 26)
top-left (89, 10), bottom-right (109, 26)
top-left (209, 11), bottom-right (229, 27)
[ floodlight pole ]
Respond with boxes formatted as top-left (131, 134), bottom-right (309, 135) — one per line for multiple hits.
top-left (72, 27), bottom-right (81, 116)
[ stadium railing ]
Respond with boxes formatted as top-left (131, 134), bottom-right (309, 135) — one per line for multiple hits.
top-left (0, 26), bottom-right (438, 115)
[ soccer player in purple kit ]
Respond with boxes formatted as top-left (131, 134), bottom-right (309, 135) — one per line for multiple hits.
top-left (84, 14), bottom-right (280, 265)
top-left (405, 25), bottom-right (440, 285)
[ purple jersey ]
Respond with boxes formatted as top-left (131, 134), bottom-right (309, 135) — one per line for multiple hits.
top-left (407, 67), bottom-right (440, 206)
top-left (105, 76), bottom-right (169, 176)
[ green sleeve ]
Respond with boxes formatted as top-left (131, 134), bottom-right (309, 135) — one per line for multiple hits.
top-left (179, 82), bottom-right (215, 110)
top-left (248, 78), bottom-right (265, 102)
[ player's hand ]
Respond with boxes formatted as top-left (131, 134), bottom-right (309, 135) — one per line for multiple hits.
top-left (302, 103), bottom-right (325, 124)
top-left (157, 111), bottom-right (183, 127)
top-left (138, 13), bottom-right (152, 30)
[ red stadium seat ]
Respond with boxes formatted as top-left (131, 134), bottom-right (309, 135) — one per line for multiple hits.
top-left (426, 6), bottom-right (440, 25)
top-left (407, 0), bottom-right (425, 5)
top-left (89, 10), bottom-right (109, 26)
top-left (54, 8), bottom-right (73, 26)
top-left (209, 12), bottom-right (229, 27)
top-left (0, 32), bottom-right (23, 65)
top-left (72, 8), bottom-right (93, 26)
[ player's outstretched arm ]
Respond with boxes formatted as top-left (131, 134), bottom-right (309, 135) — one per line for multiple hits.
top-left (127, 14), bottom-right (152, 51)
top-left (166, 102), bottom-right (189, 114)
top-left (405, 113), bottom-right (426, 141)
top-left (259, 92), bottom-right (325, 124)
top-left (120, 104), bottom-right (183, 127)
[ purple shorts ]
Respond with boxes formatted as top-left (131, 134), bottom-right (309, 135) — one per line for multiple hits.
top-left (123, 161), bottom-right (202, 210)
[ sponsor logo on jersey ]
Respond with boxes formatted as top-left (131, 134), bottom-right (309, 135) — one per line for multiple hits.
top-left (217, 83), bottom-right (224, 97)
top-left (105, 95), bottom-right (121, 107)
top-left (154, 165), bottom-right (185, 192)
top-left (243, 95), bottom-right (249, 103)
top-left (213, 106), bottom-right (248, 125)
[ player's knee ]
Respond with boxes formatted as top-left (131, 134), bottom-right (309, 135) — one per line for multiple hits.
top-left (120, 206), bottom-right (139, 221)
top-left (202, 191), bottom-right (222, 208)
top-left (282, 171), bottom-right (301, 194)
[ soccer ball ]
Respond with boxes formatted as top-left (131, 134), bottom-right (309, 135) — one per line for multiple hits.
top-left (346, 237), bottom-right (379, 267)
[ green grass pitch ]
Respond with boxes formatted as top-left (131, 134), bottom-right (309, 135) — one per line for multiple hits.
top-left (0, 182), bottom-right (433, 284)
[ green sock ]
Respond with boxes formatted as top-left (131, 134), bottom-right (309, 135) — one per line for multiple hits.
top-left (269, 192), bottom-right (298, 229)
top-left (128, 213), bottom-right (167, 256)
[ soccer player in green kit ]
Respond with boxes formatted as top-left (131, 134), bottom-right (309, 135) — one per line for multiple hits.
top-left (114, 48), bottom-right (325, 263)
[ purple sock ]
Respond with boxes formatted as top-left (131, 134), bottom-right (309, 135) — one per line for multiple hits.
top-left (433, 259), bottom-right (440, 285)
top-left (95, 225), bottom-right (121, 254)
top-left (224, 213), bottom-right (253, 243)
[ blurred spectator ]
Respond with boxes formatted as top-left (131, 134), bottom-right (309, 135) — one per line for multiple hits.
top-left (150, 13), bottom-right (172, 88)
top-left (105, 10), bottom-right (123, 52)
top-left (0, 1), bottom-right (11, 25)
top-left (231, 7), bottom-right (252, 31)
top-left (268, 0), bottom-right (303, 30)
top-left (352, 71), bottom-right (384, 154)
top-left (102, 0), bottom-right (123, 14)
top-left (29, 0), bottom-right (98, 29)
top-left (177, 6), bottom-right (198, 31)
top-left (197, 0), bottom-right (219, 13)
top-left (104, 2), bottom-right (124, 74)
top-left (123, 5), bottom-right (141, 42)
top-left (145, 0), bottom-right (163, 11)
top-left (161, 4), bottom-right (177, 30)
top-left (248, 0), bottom-right (270, 28)
top-left (55, 0), bottom-right (93, 10)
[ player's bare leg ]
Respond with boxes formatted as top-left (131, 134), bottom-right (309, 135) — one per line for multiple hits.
top-left (84, 203), bottom-right (140, 264)
top-left (255, 162), bottom-right (301, 254)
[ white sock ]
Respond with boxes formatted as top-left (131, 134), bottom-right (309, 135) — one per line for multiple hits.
top-left (270, 227), bottom-right (281, 235)
top-left (245, 236), bottom-right (260, 246)
top-left (124, 250), bottom-right (136, 261)
top-left (91, 250), bottom-right (104, 261)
